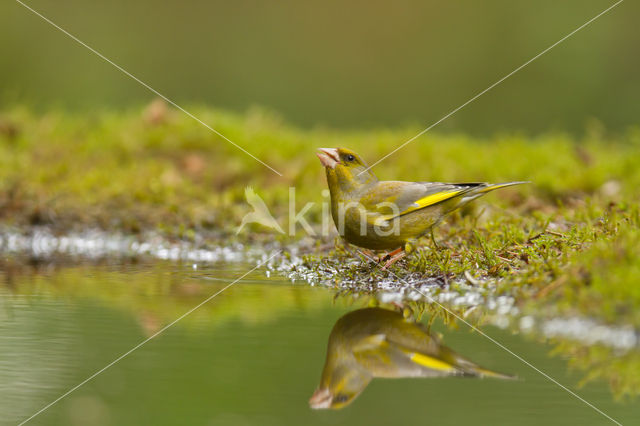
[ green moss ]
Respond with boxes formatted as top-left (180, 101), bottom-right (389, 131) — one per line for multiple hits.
top-left (1, 103), bottom-right (640, 328)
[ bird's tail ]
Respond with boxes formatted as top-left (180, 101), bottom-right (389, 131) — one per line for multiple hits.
top-left (476, 181), bottom-right (530, 194)
top-left (471, 366), bottom-right (517, 380)
top-left (454, 354), bottom-right (517, 380)
top-left (456, 181), bottom-right (528, 207)
top-left (433, 345), bottom-right (517, 380)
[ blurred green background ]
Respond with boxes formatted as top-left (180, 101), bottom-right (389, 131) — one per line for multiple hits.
top-left (1, 0), bottom-right (637, 135)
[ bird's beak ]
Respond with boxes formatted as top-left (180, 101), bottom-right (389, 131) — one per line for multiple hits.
top-left (309, 388), bottom-right (333, 409)
top-left (316, 148), bottom-right (340, 169)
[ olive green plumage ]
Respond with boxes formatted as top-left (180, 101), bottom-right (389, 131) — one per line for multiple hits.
top-left (317, 147), bottom-right (526, 256)
top-left (309, 308), bottom-right (514, 409)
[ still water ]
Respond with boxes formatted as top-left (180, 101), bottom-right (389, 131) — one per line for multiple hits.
top-left (1, 261), bottom-right (638, 425)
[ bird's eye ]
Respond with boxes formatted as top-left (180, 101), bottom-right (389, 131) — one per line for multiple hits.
top-left (346, 154), bottom-right (355, 162)
top-left (334, 394), bottom-right (349, 403)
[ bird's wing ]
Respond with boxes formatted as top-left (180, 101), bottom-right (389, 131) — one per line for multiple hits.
top-left (351, 332), bottom-right (463, 378)
top-left (345, 309), bottom-right (515, 379)
top-left (360, 181), bottom-right (485, 220)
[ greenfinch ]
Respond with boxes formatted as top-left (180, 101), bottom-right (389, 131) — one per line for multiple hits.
top-left (316, 147), bottom-right (526, 268)
top-left (309, 307), bottom-right (513, 409)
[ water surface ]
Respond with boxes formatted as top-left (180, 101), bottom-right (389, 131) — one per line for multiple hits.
top-left (1, 261), bottom-right (638, 425)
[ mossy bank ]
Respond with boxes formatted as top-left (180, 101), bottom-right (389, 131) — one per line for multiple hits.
top-left (1, 102), bottom-right (640, 330)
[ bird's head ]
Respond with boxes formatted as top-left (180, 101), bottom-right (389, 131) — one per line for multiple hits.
top-left (309, 364), bottom-right (371, 410)
top-left (316, 148), bottom-right (377, 194)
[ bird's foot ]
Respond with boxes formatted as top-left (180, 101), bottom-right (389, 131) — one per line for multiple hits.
top-left (381, 250), bottom-right (407, 270)
top-left (379, 247), bottom-right (403, 264)
top-left (353, 248), bottom-right (377, 263)
top-left (359, 249), bottom-right (376, 260)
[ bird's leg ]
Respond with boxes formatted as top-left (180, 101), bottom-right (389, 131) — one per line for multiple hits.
top-left (360, 248), bottom-right (376, 259)
top-left (429, 228), bottom-right (440, 250)
top-left (381, 249), bottom-right (407, 270)
top-left (357, 248), bottom-right (379, 263)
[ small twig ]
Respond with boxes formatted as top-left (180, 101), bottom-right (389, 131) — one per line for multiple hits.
top-left (536, 277), bottom-right (567, 299)
top-left (546, 230), bottom-right (565, 238)
top-left (527, 232), bottom-right (544, 243)
top-left (527, 230), bottom-right (566, 244)
top-left (463, 306), bottom-right (478, 318)
top-left (464, 270), bottom-right (481, 286)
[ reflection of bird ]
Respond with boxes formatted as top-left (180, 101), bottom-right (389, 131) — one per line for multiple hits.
top-left (236, 187), bottom-right (284, 234)
top-left (316, 148), bottom-right (526, 268)
top-left (309, 307), bottom-right (514, 409)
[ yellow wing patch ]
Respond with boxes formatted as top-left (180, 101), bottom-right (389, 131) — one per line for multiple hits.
top-left (402, 190), bottom-right (463, 215)
top-left (409, 352), bottom-right (457, 372)
top-left (374, 189), bottom-right (464, 221)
